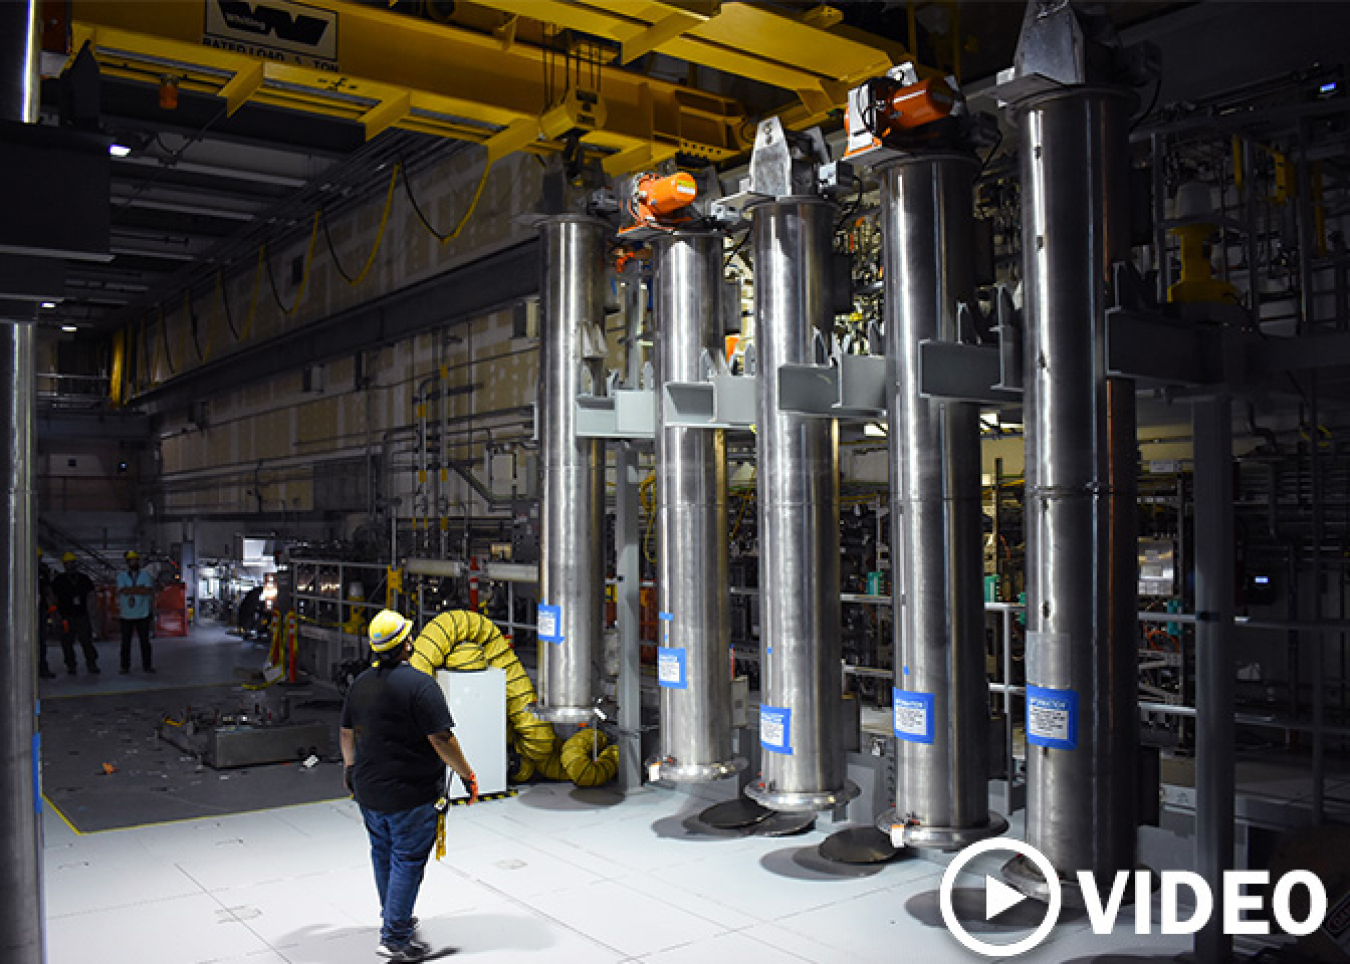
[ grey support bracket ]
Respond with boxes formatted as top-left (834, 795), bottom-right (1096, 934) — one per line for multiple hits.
top-left (776, 354), bottom-right (888, 419)
top-left (661, 374), bottom-right (758, 429)
top-left (575, 389), bottom-right (657, 439)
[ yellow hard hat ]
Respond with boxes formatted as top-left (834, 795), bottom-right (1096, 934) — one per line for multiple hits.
top-left (125, 550), bottom-right (140, 561)
top-left (368, 609), bottom-right (413, 653)
top-left (62, 552), bottom-right (77, 563)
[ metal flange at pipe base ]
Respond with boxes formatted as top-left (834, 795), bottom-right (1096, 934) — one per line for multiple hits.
top-left (1002, 853), bottom-right (1152, 911)
top-left (648, 756), bottom-right (747, 784)
top-left (527, 702), bottom-right (599, 726)
top-left (877, 808), bottom-right (1009, 852)
top-left (745, 779), bottom-right (860, 814)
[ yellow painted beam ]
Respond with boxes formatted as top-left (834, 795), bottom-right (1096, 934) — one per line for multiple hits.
top-left (482, 116), bottom-right (542, 163)
top-left (478, 0), bottom-right (895, 115)
top-left (620, 9), bottom-right (708, 64)
top-left (70, 0), bottom-right (748, 173)
top-left (218, 60), bottom-right (264, 117)
top-left (678, 2), bottom-right (892, 86)
top-left (360, 90), bottom-right (411, 140)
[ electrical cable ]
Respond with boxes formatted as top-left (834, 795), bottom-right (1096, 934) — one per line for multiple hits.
top-left (978, 126), bottom-right (1005, 180)
top-left (1129, 73), bottom-right (1163, 134)
top-left (262, 212), bottom-right (320, 315)
top-left (321, 163), bottom-right (400, 285)
top-left (186, 290), bottom-right (204, 363)
top-left (157, 303), bottom-right (175, 376)
top-left (215, 270), bottom-right (240, 343)
top-left (400, 153), bottom-right (495, 245)
top-left (723, 230), bottom-right (751, 271)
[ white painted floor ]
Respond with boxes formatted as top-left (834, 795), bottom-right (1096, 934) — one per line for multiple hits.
top-left (42, 778), bottom-right (1207, 964)
top-left (39, 625), bottom-right (1201, 963)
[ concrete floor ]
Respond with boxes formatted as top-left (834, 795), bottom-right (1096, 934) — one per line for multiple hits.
top-left (37, 624), bottom-right (1216, 963)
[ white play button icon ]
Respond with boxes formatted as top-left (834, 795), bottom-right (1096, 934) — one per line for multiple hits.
top-left (940, 838), bottom-right (1063, 957)
top-left (985, 875), bottom-right (1028, 920)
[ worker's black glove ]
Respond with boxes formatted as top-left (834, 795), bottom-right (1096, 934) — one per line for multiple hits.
top-left (343, 765), bottom-right (354, 794)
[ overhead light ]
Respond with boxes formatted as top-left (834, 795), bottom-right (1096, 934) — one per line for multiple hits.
top-left (60, 324), bottom-right (78, 333)
top-left (863, 422), bottom-right (888, 438)
top-left (109, 143), bottom-right (131, 158)
top-left (40, 301), bottom-right (56, 309)
top-left (1320, 81), bottom-right (1339, 95)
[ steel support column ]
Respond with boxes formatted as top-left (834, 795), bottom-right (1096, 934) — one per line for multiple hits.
top-left (1193, 396), bottom-right (1236, 963)
top-left (0, 1), bottom-right (46, 960)
top-left (876, 154), bottom-right (1006, 850)
top-left (533, 216), bottom-right (607, 725)
top-left (1003, 84), bottom-right (1140, 899)
top-left (652, 231), bottom-right (741, 783)
top-left (614, 443), bottom-right (642, 792)
top-left (744, 199), bottom-right (856, 813)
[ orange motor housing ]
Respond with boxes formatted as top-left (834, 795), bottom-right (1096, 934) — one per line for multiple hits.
top-left (637, 172), bottom-right (698, 217)
top-left (883, 76), bottom-right (956, 133)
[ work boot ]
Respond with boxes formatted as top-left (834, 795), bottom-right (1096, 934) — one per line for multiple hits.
top-left (375, 940), bottom-right (430, 962)
top-left (39, 667), bottom-right (55, 679)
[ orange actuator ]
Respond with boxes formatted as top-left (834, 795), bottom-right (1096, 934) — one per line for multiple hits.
top-left (636, 172), bottom-right (698, 217)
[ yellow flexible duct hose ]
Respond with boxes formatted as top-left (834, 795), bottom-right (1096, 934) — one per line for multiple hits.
top-left (560, 728), bottom-right (618, 788)
top-left (410, 610), bottom-right (562, 778)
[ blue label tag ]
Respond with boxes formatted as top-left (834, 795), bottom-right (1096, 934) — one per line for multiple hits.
top-left (759, 705), bottom-right (793, 755)
top-left (537, 603), bottom-right (563, 643)
top-left (892, 688), bottom-right (935, 744)
top-left (658, 610), bottom-right (672, 647)
top-left (657, 647), bottom-right (687, 689)
top-left (1026, 685), bottom-right (1078, 750)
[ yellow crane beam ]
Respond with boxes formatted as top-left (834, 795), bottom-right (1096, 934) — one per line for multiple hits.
top-left (470, 0), bottom-right (901, 119)
top-left (69, 0), bottom-right (753, 174)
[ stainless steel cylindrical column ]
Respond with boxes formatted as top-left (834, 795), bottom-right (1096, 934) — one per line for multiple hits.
top-left (876, 154), bottom-right (1006, 850)
top-left (652, 231), bottom-right (741, 781)
top-left (744, 199), bottom-right (856, 812)
top-left (1004, 88), bottom-right (1140, 898)
top-left (533, 216), bottom-right (607, 724)
top-left (1, 1), bottom-right (45, 959)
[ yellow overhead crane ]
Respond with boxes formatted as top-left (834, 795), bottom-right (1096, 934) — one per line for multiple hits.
top-left (62, 0), bottom-right (905, 176)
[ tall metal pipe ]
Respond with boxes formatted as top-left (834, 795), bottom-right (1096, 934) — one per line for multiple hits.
top-left (652, 231), bottom-right (741, 782)
top-left (1193, 397), bottom-right (1235, 963)
top-left (877, 154), bottom-right (1006, 849)
top-left (533, 216), bottom-right (607, 724)
top-left (0, 1), bottom-right (46, 959)
top-left (744, 199), bottom-right (855, 812)
top-left (1004, 86), bottom-right (1140, 897)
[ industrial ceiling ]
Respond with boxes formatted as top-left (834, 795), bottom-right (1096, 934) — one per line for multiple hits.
top-left (33, 0), bottom-right (1185, 341)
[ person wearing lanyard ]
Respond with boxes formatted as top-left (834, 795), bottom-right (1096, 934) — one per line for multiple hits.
top-left (117, 550), bottom-right (156, 674)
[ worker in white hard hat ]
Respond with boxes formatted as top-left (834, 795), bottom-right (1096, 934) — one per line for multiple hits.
top-left (51, 552), bottom-right (99, 675)
top-left (117, 550), bottom-right (156, 674)
top-left (339, 608), bottom-right (478, 962)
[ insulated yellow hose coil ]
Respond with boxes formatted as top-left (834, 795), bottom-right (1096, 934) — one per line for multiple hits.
top-left (409, 610), bottom-right (561, 776)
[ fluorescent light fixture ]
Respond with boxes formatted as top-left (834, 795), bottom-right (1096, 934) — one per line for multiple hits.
top-left (60, 324), bottom-right (78, 333)
top-left (109, 143), bottom-right (131, 157)
top-left (40, 301), bottom-right (56, 309)
top-left (863, 422), bottom-right (888, 438)
top-left (1321, 82), bottom-right (1338, 94)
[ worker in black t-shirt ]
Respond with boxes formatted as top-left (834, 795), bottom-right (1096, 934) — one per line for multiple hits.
top-left (51, 552), bottom-right (99, 675)
top-left (340, 609), bottom-right (477, 963)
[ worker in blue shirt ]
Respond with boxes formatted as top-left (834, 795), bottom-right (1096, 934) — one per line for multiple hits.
top-left (117, 550), bottom-right (156, 674)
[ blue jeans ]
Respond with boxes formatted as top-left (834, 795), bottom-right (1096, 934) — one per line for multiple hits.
top-left (360, 801), bottom-right (439, 947)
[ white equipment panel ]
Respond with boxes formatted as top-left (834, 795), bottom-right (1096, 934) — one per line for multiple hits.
top-left (436, 667), bottom-right (507, 799)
